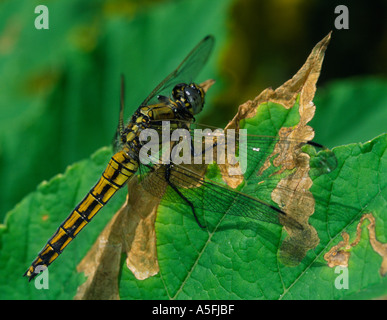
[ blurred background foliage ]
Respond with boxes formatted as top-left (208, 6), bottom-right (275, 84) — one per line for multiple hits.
top-left (0, 0), bottom-right (386, 222)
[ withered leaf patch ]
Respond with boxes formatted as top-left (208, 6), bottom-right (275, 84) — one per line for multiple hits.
top-left (324, 213), bottom-right (387, 277)
top-left (74, 177), bottom-right (160, 300)
top-left (224, 33), bottom-right (332, 265)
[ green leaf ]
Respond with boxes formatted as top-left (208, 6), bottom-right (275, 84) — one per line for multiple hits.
top-left (280, 134), bottom-right (387, 299)
top-left (147, 101), bottom-right (387, 300)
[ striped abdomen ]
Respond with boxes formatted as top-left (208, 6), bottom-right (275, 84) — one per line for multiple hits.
top-left (24, 150), bottom-right (138, 281)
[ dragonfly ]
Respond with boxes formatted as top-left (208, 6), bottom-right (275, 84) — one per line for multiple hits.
top-left (24, 35), bottom-right (337, 281)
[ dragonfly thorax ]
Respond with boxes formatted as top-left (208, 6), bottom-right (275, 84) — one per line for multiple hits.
top-left (172, 83), bottom-right (205, 116)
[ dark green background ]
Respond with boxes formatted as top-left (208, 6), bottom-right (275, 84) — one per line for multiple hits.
top-left (0, 0), bottom-right (386, 236)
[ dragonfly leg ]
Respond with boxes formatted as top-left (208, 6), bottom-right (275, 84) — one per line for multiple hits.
top-left (164, 165), bottom-right (206, 228)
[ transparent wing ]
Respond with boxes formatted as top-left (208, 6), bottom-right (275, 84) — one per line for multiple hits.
top-left (138, 161), bottom-right (290, 227)
top-left (141, 35), bottom-right (215, 106)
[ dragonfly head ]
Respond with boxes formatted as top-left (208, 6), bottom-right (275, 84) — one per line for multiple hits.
top-left (172, 83), bottom-right (205, 116)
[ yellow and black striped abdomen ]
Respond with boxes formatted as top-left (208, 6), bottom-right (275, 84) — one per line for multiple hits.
top-left (24, 150), bottom-right (138, 280)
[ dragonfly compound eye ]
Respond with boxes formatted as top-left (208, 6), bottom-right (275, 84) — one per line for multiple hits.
top-left (172, 83), bottom-right (205, 116)
top-left (184, 83), bottom-right (205, 115)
